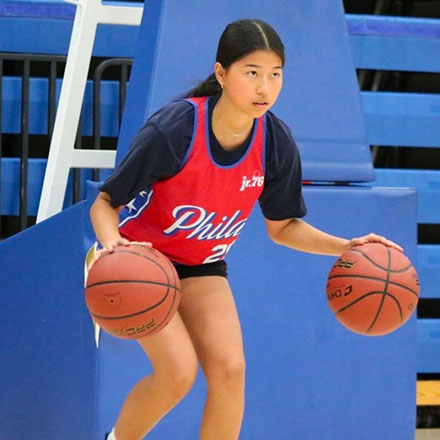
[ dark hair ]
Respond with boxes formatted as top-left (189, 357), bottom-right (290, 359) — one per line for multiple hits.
top-left (186, 19), bottom-right (285, 98)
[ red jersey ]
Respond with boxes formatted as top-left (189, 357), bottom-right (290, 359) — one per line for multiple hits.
top-left (119, 96), bottom-right (266, 265)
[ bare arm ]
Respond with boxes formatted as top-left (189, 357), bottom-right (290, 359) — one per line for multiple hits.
top-left (89, 192), bottom-right (151, 267)
top-left (265, 218), bottom-right (402, 257)
top-left (90, 191), bottom-right (125, 250)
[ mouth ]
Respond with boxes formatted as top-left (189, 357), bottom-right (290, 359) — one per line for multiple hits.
top-left (252, 102), bottom-right (269, 107)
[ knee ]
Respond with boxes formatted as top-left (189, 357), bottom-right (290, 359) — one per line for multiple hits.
top-left (169, 364), bottom-right (198, 398)
top-left (155, 358), bottom-right (198, 402)
top-left (206, 356), bottom-right (246, 388)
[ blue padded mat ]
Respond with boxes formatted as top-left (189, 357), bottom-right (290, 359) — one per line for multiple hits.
top-left (0, 202), bottom-right (96, 440)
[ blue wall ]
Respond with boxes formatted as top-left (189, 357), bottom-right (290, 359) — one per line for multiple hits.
top-left (0, 202), bottom-right (96, 439)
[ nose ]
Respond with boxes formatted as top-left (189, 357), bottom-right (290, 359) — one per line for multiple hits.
top-left (256, 77), bottom-right (269, 95)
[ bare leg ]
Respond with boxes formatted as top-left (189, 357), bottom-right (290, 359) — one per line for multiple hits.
top-left (114, 313), bottom-right (198, 440)
top-left (179, 276), bottom-right (246, 440)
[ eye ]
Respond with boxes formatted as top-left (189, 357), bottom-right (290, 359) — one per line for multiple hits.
top-left (272, 72), bottom-right (281, 78)
top-left (247, 71), bottom-right (258, 77)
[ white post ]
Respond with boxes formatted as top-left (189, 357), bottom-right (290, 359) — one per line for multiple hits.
top-left (36, 0), bottom-right (143, 223)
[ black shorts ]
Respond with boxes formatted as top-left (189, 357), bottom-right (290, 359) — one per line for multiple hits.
top-left (172, 260), bottom-right (228, 279)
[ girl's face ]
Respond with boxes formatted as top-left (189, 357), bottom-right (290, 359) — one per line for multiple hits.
top-left (215, 49), bottom-right (283, 119)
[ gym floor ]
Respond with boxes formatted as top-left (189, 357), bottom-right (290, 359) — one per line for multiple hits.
top-left (416, 429), bottom-right (440, 440)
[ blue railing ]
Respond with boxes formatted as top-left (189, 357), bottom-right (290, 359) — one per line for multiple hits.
top-left (0, 52), bottom-right (128, 228)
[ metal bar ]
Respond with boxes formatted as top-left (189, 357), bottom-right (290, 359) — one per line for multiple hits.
top-left (374, 0), bottom-right (390, 15)
top-left (357, 69), bottom-right (368, 90)
top-left (393, 0), bottom-right (404, 15)
top-left (120, 63), bottom-right (128, 125)
top-left (0, 54), bottom-right (66, 63)
top-left (37, 0), bottom-right (99, 222)
top-left (48, 60), bottom-right (57, 137)
top-left (99, 4), bottom-right (143, 26)
top-left (92, 62), bottom-right (102, 181)
top-left (71, 149), bottom-right (116, 168)
top-left (371, 70), bottom-right (385, 92)
top-left (0, 56), bottom-right (3, 234)
top-left (73, 113), bottom-right (82, 204)
top-left (0, 53), bottom-right (128, 227)
top-left (92, 58), bottom-right (131, 181)
top-left (0, 54), bottom-right (68, 236)
top-left (20, 59), bottom-right (30, 231)
top-left (91, 58), bottom-right (131, 182)
top-left (0, 0), bottom-right (141, 226)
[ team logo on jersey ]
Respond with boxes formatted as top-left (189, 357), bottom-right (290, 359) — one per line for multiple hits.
top-left (240, 170), bottom-right (264, 192)
top-left (119, 190), bottom-right (153, 228)
top-left (163, 205), bottom-right (247, 240)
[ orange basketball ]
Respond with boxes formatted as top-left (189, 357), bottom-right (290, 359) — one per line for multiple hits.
top-left (85, 244), bottom-right (181, 339)
top-left (326, 242), bottom-right (419, 336)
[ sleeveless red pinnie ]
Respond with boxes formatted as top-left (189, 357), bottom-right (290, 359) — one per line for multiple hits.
top-left (118, 97), bottom-right (266, 265)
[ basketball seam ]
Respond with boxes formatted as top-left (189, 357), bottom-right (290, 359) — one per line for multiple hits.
top-left (366, 246), bottom-right (393, 333)
top-left (86, 279), bottom-right (181, 291)
top-left (349, 248), bottom-right (413, 273)
top-left (335, 290), bottom-right (403, 322)
top-left (116, 286), bottom-right (179, 338)
top-left (136, 251), bottom-right (180, 337)
top-left (102, 248), bottom-right (170, 284)
top-left (153, 285), bottom-right (178, 333)
top-left (90, 283), bottom-right (174, 320)
top-left (328, 274), bottom-right (419, 297)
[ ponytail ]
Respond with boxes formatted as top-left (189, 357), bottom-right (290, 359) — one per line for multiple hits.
top-left (184, 73), bottom-right (222, 98)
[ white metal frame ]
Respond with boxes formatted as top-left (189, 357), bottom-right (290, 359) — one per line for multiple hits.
top-left (36, 0), bottom-right (143, 223)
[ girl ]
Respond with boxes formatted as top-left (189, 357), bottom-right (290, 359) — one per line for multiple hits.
top-left (90, 18), bottom-right (401, 440)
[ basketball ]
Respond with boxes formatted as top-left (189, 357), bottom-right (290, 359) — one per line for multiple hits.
top-left (326, 242), bottom-right (419, 336)
top-left (85, 244), bottom-right (181, 339)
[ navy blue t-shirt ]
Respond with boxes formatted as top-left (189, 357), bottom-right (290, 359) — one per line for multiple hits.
top-left (100, 95), bottom-right (307, 221)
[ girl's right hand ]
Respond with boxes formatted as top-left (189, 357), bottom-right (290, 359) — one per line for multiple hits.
top-left (89, 238), bottom-right (152, 271)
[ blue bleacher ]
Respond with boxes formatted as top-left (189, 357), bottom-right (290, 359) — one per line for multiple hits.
top-left (0, 75), bottom-right (119, 212)
top-left (418, 319), bottom-right (440, 373)
top-left (1, 157), bottom-right (113, 215)
top-left (361, 91), bottom-right (440, 147)
top-left (0, 0), bottom-right (139, 56)
top-left (373, 169), bottom-right (440, 299)
top-left (0, 0), bottom-right (131, 214)
top-left (0, 76), bottom-right (119, 212)
top-left (346, 13), bottom-right (440, 373)
top-left (347, 14), bottom-right (440, 72)
top-left (1, 78), bottom-right (121, 136)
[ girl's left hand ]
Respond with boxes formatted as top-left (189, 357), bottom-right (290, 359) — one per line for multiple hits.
top-left (346, 233), bottom-right (403, 253)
